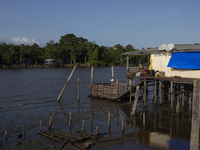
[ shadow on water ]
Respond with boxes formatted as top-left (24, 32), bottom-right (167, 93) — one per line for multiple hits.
top-left (0, 67), bottom-right (192, 149)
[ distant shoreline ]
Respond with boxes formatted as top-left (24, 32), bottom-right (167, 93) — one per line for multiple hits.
top-left (0, 64), bottom-right (129, 69)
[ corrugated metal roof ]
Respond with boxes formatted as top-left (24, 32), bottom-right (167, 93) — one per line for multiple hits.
top-left (122, 44), bottom-right (200, 55)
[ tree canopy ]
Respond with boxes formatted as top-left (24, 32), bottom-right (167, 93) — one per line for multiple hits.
top-left (0, 34), bottom-right (148, 66)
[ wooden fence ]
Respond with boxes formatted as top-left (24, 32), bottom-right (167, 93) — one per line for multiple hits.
top-left (90, 83), bottom-right (128, 100)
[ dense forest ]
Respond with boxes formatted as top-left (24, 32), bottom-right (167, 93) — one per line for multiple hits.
top-left (0, 34), bottom-right (148, 67)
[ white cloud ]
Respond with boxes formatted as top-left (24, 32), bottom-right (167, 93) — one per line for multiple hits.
top-left (12, 37), bottom-right (40, 45)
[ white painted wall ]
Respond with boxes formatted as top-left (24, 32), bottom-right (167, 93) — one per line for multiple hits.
top-left (151, 53), bottom-right (200, 78)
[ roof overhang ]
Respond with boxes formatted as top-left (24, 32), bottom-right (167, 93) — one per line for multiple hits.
top-left (122, 44), bottom-right (200, 56)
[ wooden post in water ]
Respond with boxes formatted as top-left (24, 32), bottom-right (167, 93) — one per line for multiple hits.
top-left (176, 83), bottom-right (181, 114)
top-left (190, 80), bottom-right (200, 150)
top-left (90, 66), bottom-right (94, 96)
top-left (126, 55), bottom-right (129, 74)
top-left (4, 130), bottom-right (8, 140)
top-left (77, 77), bottom-right (80, 102)
top-left (91, 66), bottom-right (94, 84)
top-left (133, 79), bottom-right (135, 86)
top-left (48, 112), bottom-right (55, 130)
top-left (168, 82), bottom-right (171, 102)
top-left (154, 81), bottom-right (157, 104)
top-left (57, 64), bottom-right (77, 102)
top-left (69, 112), bottom-right (72, 131)
top-left (143, 112), bottom-right (145, 130)
top-left (96, 126), bottom-right (99, 134)
top-left (90, 111), bottom-right (94, 128)
top-left (131, 86), bottom-right (140, 116)
top-left (39, 120), bottom-right (42, 132)
top-left (159, 81), bottom-right (162, 104)
top-left (82, 120), bottom-right (85, 132)
top-left (117, 77), bottom-right (119, 98)
top-left (189, 85), bottom-right (192, 112)
top-left (129, 79), bottom-right (132, 103)
top-left (171, 82), bottom-right (174, 108)
top-left (182, 84), bottom-right (185, 107)
top-left (143, 79), bottom-right (146, 107)
top-left (108, 112), bottom-right (111, 130)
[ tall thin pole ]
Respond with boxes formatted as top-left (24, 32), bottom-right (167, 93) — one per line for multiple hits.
top-left (126, 55), bottom-right (129, 74)
top-left (57, 64), bottom-right (77, 102)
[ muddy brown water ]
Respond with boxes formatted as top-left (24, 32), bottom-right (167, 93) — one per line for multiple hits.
top-left (0, 67), bottom-right (191, 149)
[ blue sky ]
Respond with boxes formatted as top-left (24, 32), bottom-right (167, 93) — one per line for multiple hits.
top-left (0, 0), bottom-right (200, 49)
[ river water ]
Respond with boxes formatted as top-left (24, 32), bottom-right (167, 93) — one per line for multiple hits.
top-left (0, 67), bottom-right (191, 149)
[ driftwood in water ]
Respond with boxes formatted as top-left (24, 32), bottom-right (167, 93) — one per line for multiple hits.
top-left (57, 64), bottom-right (77, 102)
top-left (48, 112), bottom-right (55, 130)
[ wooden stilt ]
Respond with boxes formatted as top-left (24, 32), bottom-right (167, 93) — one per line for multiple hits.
top-left (159, 81), bottom-right (162, 104)
top-left (190, 80), bottom-right (200, 150)
top-left (154, 81), bottom-right (157, 104)
top-left (154, 107), bottom-right (156, 129)
top-left (189, 85), bottom-right (192, 112)
top-left (108, 111), bottom-right (111, 128)
top-left (39, 120), bottom-right (42, 132)
top-left (182, 84), bottom-right (185, 107)
top-left (133, 79), bottom-right (135, 86)
top-left (171, 82), bottom-right (174, 108)
top-left (143, 112), bottom-right (145, 130)
top-left (131, 86), bottom-right (140, 116)
top-left (143, 79), bottom-right (146, 107)
top-left (168, 82), bottom-right (171, 102)
top-left (69, 112), bottom-right (72, 131)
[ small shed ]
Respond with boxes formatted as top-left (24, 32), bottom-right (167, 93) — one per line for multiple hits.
top-left (44, 59), bottom-right (57, 65)
top-left (122, 44), bottom-right (200, 78)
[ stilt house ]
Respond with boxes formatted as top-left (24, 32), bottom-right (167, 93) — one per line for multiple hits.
top-left (122, 44), bottom-right (200, 78)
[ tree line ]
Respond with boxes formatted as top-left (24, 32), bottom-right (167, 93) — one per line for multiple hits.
top-left (0, 34), bottom-right (148, 67)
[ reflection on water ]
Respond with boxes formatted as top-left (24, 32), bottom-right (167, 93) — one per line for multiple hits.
top-left (0, 67), bottom-right (192, 149)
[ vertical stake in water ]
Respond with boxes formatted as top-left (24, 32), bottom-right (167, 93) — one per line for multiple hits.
top-left (82, 120), bottom-right (85, 132)
top-left (111, 66), bottom-right (114, 86)
top-left (129, 79), bottom-right (132, 103)
top-left (39, 120), bottom-right (42, 132)
top-left (57, 64), bottom-right (77, 102)
top-left (77, 77), bottom-right (80, 102)
top-left (90, 66), bottom-right (94, 96)
top-left (190, 80), bottom-right (200, 150)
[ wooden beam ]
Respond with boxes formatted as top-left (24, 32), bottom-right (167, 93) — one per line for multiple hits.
top-left (57, 64), bottom-right (77, 101)
top-left (190, 80), bottom-right (200, 150)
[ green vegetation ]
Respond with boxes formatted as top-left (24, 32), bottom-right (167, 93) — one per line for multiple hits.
top-left (0, 34), bottom-right (148, 67)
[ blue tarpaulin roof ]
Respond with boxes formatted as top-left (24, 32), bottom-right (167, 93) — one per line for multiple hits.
top-left (167, 52), bottom-right (200, 69)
